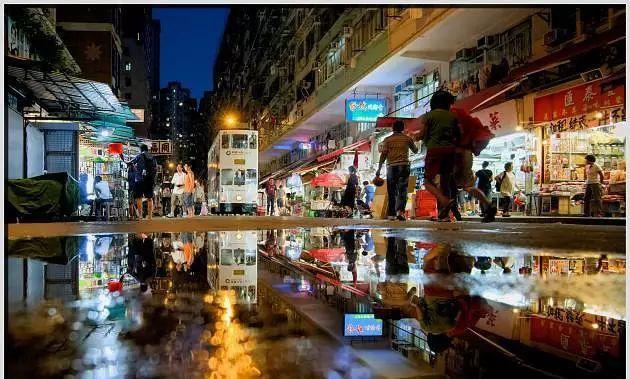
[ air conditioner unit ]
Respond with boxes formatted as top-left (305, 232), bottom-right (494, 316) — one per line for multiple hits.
top-left (580, 68), bottom-right (604, 83)
top-left (477, 35), bottom-right (497, 50)
top-left (414, 75), bottom-right (425, 86)
top-left (343, 26), bottom-right (353, 37)
top-left (544, 29), bottom-right (569, 47)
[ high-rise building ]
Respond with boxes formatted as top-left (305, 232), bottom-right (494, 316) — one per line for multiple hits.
top-left (55, 6), bottom-right (123, 95)
top-left (156, 82), bottom-right (202, 170)
top-left (119, 6), bottom-right (159, 138)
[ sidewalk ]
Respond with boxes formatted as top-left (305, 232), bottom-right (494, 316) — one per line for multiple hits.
top-left (460, 215), bottom-right (625, 225)
top-left (258, 269), bottom-right (443, 379)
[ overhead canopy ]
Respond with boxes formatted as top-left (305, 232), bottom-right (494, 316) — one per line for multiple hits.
top-left (316, 139), bottom-right (371, 163)
top-left (7, 60), bottom-right (139, 121)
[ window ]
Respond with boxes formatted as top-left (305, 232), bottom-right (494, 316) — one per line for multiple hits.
top-left (221, 169), bottom-right (234, 185)
top-left (249, 134), bottom-right (257, 149)
top-left (232, 134), bottom-right (248, 149)
top-left (233, 169), bottom-right (245, 186)
top-left (233, 248), bottom-right (245, 265)
top-left (246, 169), bottom-right (257, 182)
top-left (220, 249), bottom-right (233, 265)
top-left (125, 77), bottom-right (131, 86)
top-left (221, 134), bottom-right (230, 149)
top-left (245, 250), bottom-right (257, 265)
top-left (125, 62), bottom-right (132, 71)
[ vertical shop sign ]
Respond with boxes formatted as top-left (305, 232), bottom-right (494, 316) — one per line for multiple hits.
top-left (534, 81), bottom-right (625, 123)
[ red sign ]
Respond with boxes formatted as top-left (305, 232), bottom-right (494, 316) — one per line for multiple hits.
top-left (530, 316), bottom-right (620, 359)
top-left (534, 80), bottom-right (625, 123)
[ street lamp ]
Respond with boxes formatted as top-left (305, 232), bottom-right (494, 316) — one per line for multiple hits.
top-left (225, 113), bottom-right (237, 127)
top-left (168, 162), bottom-right (175, 169)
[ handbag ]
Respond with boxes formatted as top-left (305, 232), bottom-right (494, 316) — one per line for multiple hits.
top-left (495, 172), bottom-right (506, 192)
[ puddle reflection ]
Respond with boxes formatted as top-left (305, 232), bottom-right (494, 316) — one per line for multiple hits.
top-left (7, 227), bottom-right (626, 378)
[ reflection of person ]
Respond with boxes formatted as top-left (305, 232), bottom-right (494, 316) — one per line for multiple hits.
top-left (126, 233), bottom-right (156, 293)
top-left (376, 120), bottom-right (419, 221)
top-left (341, 230), bottom-right (358, 284)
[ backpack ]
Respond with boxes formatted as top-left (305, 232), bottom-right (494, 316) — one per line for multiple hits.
top-left (451, 107), bottom-right (495, 156)
top-left (495, 172), bottom-right (506, 192)
top-left (141, 153), bottom-right (157, 177)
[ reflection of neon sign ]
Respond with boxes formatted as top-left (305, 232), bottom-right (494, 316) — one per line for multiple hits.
top-left (346, 99), bottom-right (387, 122)
top-left (344, 314), bottom-right (383, 336)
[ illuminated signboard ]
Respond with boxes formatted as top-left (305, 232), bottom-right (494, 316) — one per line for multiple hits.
top-left (344, 314), bottom-right (383, 337)
top-left (345, 98), bottom-right (387, 122)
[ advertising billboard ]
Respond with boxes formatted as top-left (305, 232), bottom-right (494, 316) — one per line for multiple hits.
top-left (345, 98), bottom-right (387, 122)
top-left (344, 314), bottom-right (383, 337)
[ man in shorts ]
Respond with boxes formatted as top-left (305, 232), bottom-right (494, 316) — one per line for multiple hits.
top-left (121, 144), bottom-right (157, 220)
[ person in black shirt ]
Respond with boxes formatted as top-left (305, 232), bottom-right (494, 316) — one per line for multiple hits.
top-left (475, 161), bottom-right (493, 216)
top-left (341, 166), bottom-right (359, 217)
top-left (127, 233), bottom-right (156, 293)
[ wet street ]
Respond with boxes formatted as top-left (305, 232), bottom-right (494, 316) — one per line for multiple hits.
top-left (6, 220), bottom-right (625, 378)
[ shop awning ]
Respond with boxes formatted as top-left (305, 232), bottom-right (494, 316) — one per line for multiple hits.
top-left (452, 80), bottom-right (522, 113)
top-left (84, 120), bottom-right (135, 143)
top-left (316, 139), bottom-right (370, 162)
top-left (7, 61), bottom-right (139, 121)
top-left (297, 158), bottom-right (337, 176)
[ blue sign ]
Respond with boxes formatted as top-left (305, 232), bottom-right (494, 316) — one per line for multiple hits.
top-left (344, 314), bottom-right (383, 337)
top-left (345, 99), bottom-right (387, 122)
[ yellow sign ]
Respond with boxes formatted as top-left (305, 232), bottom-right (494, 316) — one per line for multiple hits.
top-left (233, 269), bottom-right (245, 276)
top-left (234, 159), bottom-right (246, 165)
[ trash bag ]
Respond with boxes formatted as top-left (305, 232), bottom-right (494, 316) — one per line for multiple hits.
top-left (8, 236), bottom-right (80, 265)
top-left (7, 172), bottom-right (79, 221)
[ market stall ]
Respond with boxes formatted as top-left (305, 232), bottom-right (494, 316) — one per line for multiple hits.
top-left (533, 79), bottom-right (625, 216)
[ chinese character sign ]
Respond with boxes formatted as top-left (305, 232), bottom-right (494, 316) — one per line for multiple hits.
top-left (534, 81), bottom-right (625, 123)
top-left (471, 100), bottom-right (519, 138)
top-left (344, 314), bottom-right (383, 337)
top-left (346, 99), bottom-right (387, 122)
top-left (148, 140), bottom-right (172, 156)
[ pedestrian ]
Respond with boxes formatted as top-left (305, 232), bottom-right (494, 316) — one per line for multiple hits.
top-left (127, 163), bottom-right (136, 220)
top-left (415, 91), bottom-right (460, 221)
top-left (265, 178), bottom-right (276, 215)
top-left (326, 132), bottom-right (335, 152)
top-left (120, 144), bottom-right (157, 220)
top-left (183, 164), bottom-right (195, 218)
top-left (341, 166), bottom-right (359, 218)
top-left (93, 175), bottom-right (113, 220)
top-left (276, 184), bottom-right (286, 215)
top-left (376, 120), bottom-right (419, 221)
top-left (126, 233), bottom-right (155, 293)
top-left (168, 164), bottom-right (186, 218)
top-left (584, 154), bottom-right (604, 217)
top-left (161, 181), bottom-right (172, 216)
top-left (360, 180), bottom-right (376, 208)
top-left (193, 180), bottom-right (205, 215)
top-left (475, 161), bottom-right (494, 215)
top-left (495, 162), bottom-right (519, 217)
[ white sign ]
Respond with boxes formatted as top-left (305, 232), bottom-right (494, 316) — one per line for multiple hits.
top-left (475, 299), bottom-right (518, 340)
top-left (471, 100), bottom-right (519, 138)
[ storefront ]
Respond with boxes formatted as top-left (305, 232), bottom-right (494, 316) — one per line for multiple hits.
top-left (532, 79), bottom-right (626, 216)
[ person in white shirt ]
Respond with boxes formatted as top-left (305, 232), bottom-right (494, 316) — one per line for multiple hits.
top-left (168, 164), bottom-right (186, 217)
top-left (584, 155), bottom-right (604, 217)
top-left (494, 162), bottom-right (519, 217)
top-left (93, 175), bottom-right (113, 219)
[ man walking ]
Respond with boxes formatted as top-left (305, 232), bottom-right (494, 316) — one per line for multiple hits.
top-left (475, 161), bottom-right (493, 215)
top-left (168, 164), bottom-right (186, 218)
top-left (495, 162), bottom-right (519, 217)
top-left (121, 144), bottom-right (157, 220)
top-left (584, 155), bottom-right (604, 217)
top-left (376, 120), bottom-right (418, 221)
top-left (265, 178), bottom-right (276, 216)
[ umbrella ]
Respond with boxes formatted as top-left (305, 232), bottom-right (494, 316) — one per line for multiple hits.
top-left (311, 172), bottom-right (345, 188)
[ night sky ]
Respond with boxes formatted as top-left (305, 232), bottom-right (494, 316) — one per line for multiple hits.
top-left (153, 7), bottom-right (229, 100)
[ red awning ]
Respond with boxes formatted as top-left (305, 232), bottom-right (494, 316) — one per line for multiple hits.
top-left (311, 172), bottom-right (345, 188)
top-left (316, 139), bottom-right (370, 162)
top-left (452, 81), bottom-right (521, 113)
top-left (307, 248), bottom-right (346, 262)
